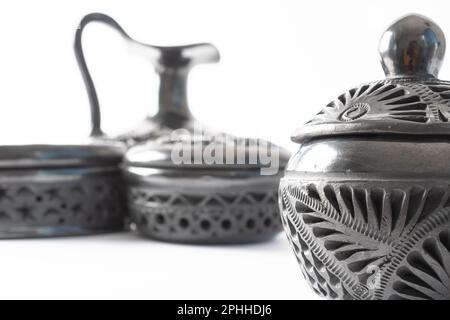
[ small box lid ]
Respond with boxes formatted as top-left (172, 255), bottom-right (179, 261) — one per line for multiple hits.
top-left (292, 14), bottom-right (450, 143)
top-left (0, 140), bottom-right (125, 169)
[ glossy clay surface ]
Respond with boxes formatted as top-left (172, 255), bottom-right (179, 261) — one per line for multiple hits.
top-left (280, 14), bottom-right (450, 300)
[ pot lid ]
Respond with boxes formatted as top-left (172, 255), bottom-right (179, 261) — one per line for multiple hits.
top-left (292, 14), bottom-right (450, 144)
top-left (0, 140), bottom-right (125, 169)
top-left (123, 131), bottom-right (290, 173)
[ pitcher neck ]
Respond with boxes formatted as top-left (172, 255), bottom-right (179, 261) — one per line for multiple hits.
top-left (156, 67), bottom-right (192, 119)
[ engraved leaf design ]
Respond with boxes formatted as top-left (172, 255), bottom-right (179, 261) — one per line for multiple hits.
top-left (389, 230), bottom-right (450, 300)
top-left (280, 181), bottom-right (450, 300)
top-left (305, 81), bottom-right (432, 125)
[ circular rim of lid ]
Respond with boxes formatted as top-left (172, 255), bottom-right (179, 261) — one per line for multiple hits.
top-left (0, 142), bottom-right (126, 169)
top-left (122, 139), bottom-right (290, 171)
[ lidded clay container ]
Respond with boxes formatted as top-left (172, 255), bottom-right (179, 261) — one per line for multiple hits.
top-left (75, 13), bottom-right (289, 244)
top-left (279, 14), bottom-right (450, 300)
top-left (0, 142), bottom-right (126, 238)
top-left (124, 138), bottom-right (288, 244)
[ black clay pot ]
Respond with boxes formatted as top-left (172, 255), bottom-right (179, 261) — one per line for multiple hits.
top-left (279, 14), bottom-right (450, 300)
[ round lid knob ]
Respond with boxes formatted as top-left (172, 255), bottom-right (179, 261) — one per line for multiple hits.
top-left (379, 14), bottom-right (446, 79)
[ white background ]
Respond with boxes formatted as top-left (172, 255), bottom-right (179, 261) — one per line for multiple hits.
top-left (0, 0), bottom-right (447, 299)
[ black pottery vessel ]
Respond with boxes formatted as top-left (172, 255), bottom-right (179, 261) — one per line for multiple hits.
top-left (0, 142), bottom-right (126, 238)
top-left (75, 13), bottom-right (289, 244)
top-left (279, 14), bottom-right (450, 300)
